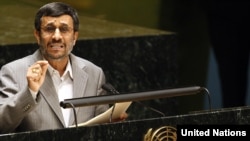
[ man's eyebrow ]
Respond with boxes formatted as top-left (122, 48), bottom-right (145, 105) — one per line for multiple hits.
top-left (43, 23), bottom-right (54, 27)
top-left (60, 23), bottom-right (70, 27)
top-left (43, 22), bottom-right (70, 27)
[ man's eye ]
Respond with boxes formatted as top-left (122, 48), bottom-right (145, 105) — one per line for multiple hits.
top-left (41, 26), bottom-right (72, 35)
top-left (60, 27), bottom-right (70, 33)
top-left (44, 27), bottom-right (55, 33)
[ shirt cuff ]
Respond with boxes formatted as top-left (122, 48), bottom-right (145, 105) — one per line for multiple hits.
top-left (29, 88), bottom-right (38, 100)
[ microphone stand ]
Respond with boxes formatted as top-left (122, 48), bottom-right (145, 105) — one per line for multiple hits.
top-left (60, 85), bottom-right (211, 127)
top-left (60, 86), bottom-right (210, 109)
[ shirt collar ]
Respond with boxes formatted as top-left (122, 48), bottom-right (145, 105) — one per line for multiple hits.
top-left (65, 60), bottom-right (73, 79)
top-left (47, 60), bottom-right (73, 79)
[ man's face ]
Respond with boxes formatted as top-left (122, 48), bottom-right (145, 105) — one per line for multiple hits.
top-left (34, 15), bottom-right (78, 61)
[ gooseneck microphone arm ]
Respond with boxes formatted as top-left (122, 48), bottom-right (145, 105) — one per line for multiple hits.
top-left (101, 83), bottom-right (118, 122)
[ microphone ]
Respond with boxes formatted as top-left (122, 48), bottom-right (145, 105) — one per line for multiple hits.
top-left (101, 83), bottom-right (119, 122)
top-left (102, 83), bottom-right (166, 117)
top-left (102, 83), bottom-right (120, 95)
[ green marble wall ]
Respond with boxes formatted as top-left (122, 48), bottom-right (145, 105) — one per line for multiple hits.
top-left (0, 106), bottom-right (249, 140)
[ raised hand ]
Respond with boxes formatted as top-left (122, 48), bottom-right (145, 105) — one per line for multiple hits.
top-left (27, 60), bottom-right (49, 92)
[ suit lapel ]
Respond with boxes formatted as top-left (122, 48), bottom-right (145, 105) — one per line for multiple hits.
top-left (68, 57), bottom-right (88, 126)
top-left (37, 53), bottom-right (88, 127)
top-left (40, 72), bottom-right (65, 126)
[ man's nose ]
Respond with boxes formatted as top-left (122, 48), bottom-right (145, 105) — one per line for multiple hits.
top-left (52, 28), bottom-right (62, 40)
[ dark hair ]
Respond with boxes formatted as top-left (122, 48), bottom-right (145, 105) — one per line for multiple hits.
top-left (34, 2), bottom-right (79, 32)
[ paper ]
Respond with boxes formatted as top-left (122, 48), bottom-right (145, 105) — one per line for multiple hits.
top-left (69, 101), bottom-right (132, 127)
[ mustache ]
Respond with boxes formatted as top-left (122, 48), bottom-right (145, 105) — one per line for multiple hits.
top-left (48, 41), bottom-right (64, 47)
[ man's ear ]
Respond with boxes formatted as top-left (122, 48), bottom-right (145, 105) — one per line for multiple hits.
top-left (34, 30), bottom-right (40, 44)
top-left (73, 31), bottom-right (79, 46)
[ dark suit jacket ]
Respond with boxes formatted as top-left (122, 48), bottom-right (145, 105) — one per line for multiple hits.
top-left (0, 50), bottom-right (108, 133)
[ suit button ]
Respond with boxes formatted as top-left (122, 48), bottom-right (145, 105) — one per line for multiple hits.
top-left (23, 104), bottom-right (31, 112)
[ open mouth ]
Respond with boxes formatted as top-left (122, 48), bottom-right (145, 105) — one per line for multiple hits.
top-left (50, 43), bottom-right (64, 49)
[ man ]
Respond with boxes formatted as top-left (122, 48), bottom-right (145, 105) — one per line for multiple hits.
top-left (0, 2), bottom-right (125, 134)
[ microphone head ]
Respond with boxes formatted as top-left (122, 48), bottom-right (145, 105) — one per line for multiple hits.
top-left (102, 83), bottom-right (113, 91)
top-left (102, 83), bottom-right (120, 94)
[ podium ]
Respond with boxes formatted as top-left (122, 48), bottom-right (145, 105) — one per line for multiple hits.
top-left (1, 106), bottom-right (250, 141)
